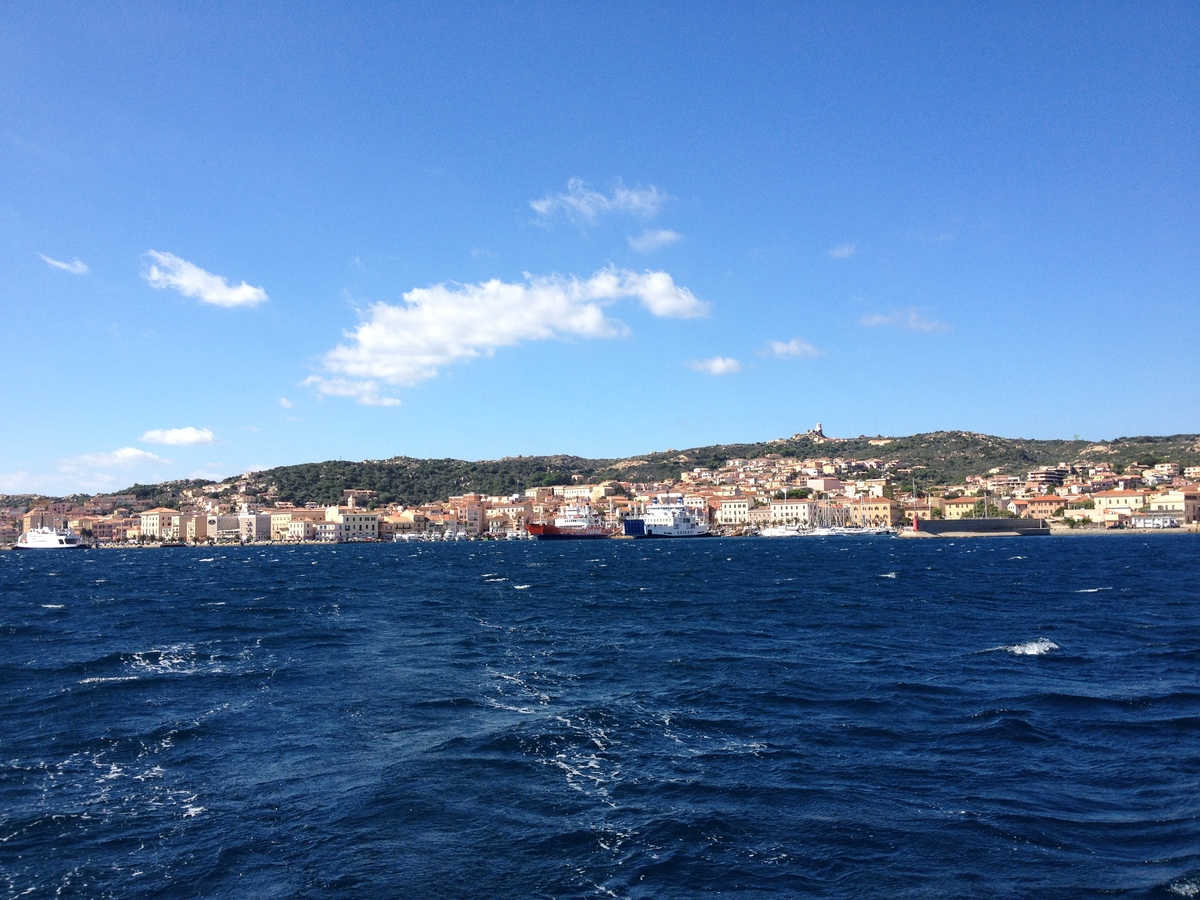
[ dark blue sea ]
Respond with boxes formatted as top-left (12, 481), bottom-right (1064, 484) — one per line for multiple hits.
top-left (2, 535), bottom-right (1198, 898)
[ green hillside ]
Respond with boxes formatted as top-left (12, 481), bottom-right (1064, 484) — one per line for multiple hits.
top-left (5, 432), bottom-right (1197, 509)
top-left (244, 431), bottom-right (1200, 508)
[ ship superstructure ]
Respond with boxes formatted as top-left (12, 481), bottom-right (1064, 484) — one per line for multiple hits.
top-left (623, 493), bottom-right (711, 538)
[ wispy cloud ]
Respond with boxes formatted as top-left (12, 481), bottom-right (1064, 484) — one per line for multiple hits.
top-left (139, 426), bottom-right (216, 446)
top-left (143, 251), bottom-right (268, 308)
top-left (861, 308), bottom-right (949, 332)
top-left (688, 356), bottom-right (741, 375)
top-left (531, 178), bottom-right (666, 227)
top-left (306, 268), bottom-right (708, 405)
top-left (52, 447), bottom-right (170, 491)
top-left (72, 447), bottom-right (167, 468)
top-left (3, 447), bottom-right (169, 495)
top-left (0, 470), bottom-right (38, 493)
top-left (40, 253), bottom-right (89, 274)
top-left (828, 243), bottom-right (856, 260)
top-left (764, 338), bottom-right (822, 358)
top-left (628, 229), bottom-right (682, 253)
top-left (279, 397), bottom-right (294, 409)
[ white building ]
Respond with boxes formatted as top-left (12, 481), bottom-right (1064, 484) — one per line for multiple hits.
top-left (325, 506), bottom-right (379, 541)
top-left (715, 498), bottom-right (750, 525)
top-left (206, 514), bottom-right (242, 542)
top-left (139, 508), bottom-right (181, 541)
top-left (769, 499), bottom-right (818, 525)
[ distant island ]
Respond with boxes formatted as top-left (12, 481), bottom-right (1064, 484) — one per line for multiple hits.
top-left (3, 426), bottom-right (1199, 544)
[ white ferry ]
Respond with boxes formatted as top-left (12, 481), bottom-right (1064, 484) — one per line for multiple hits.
top-left (16, 526), bottom-right (89, 549)
top-left (623, 494), bottom-right (711, 538)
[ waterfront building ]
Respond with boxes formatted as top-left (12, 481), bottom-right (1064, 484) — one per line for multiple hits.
top-left (768, 499), bottom-right (818, 526)
top-left (714, 498), bottom-right (751, 526)
top-left (139, 508), bottom-right (181, 541)
top-left (314, 521), bottom-right (342, 542)
top-left (1091, 490), bottom-right (1150, 518)
top-left (844, 497), bottom-right (902, 527)
top-left (1146, 489), bottom-right (1200, 524)
top-left (238, 511), bottom-right (273, 542)
top-left (180, 513), bottom-right (208, 543)
top-left (448, 494), bottom-right (486, 535)
top-left (324, 506), bottom-right (379, 541)
top-left (206, 514), bottom-right (242, 543)
top-left (942, 496), bottom-right (982, 520)
top-left (288, 520), bottom-right (317, 541)
top-left (1024, 495), bottom-right (1067, 519)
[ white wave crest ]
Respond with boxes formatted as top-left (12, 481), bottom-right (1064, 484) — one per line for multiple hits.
top-left (1006, 639), bottom-right (1058, 656)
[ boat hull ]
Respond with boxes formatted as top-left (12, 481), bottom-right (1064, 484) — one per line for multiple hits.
top-left (622, 518), bottom-right (711, 539)
top-left (526, 523), bottom-right (613, 540)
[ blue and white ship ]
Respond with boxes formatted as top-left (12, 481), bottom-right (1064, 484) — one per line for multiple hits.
top-left (623, 493), bottom-right (711, 538)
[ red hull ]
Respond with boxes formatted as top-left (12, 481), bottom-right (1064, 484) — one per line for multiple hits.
top-left (526, 522), bottom-right (613, 540)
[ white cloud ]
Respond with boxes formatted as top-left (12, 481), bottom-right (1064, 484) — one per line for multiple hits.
top-left (139, 426), bottom-right (216, 446)
top-left (861, 308), bottom-right (949, 332)
top-left (305, 376), bottom-right (402, 407)
top-left (531, 178), bottom-right (666, 226)
top-left (72, 447), bottom-right (167, 468)
top-left (1, 447), bottom-right (170, 495)
top-left (279, 397), bottom-right (294, 409)
top-left (53, 447), bottom-right (169, 492)
top-left (143, 250), bottom-right (268, 308)
top-left (307, 268), bottom-right (708, 405)
top-left (0, 470), bottom-right (38, 493)
top-left (619, 270), bottom-right (707, 318)
top-left (628, 229), bottom-right (683, 253)
top-left (829, 243), bottom-right (857, 259)
top-left (765, 338), bottom-right (822, 358)
top-left (688, 356), bottom-right (741, 375)
top-left (39, 254), bottom-right (89, 274)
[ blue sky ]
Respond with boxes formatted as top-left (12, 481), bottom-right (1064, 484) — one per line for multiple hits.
top-left (2, 3), bottom-right (1197, 495)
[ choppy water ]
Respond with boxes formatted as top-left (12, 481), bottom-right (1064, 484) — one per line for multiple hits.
top-left (1, 535), bottom-right (1198, 898)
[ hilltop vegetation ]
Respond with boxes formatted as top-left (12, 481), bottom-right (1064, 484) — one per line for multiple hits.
top-left (261, 456), bottom-right (604, 508)
top-left (239, 431), bottom-right (1200, 508)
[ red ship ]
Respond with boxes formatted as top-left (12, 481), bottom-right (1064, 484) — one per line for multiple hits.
top-left (526, 504), bottom-right (615, 540)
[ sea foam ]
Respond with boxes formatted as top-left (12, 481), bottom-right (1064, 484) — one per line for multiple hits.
top-left (1006, 639), bottom-right (1059, 656)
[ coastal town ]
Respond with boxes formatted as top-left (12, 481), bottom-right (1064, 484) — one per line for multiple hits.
top-left (4, 426), bottom-right (1199, 546)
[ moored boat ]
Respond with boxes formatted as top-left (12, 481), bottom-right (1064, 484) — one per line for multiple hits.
top-left (527, 504), bottom-right (615, 540)
top-left (16, 526), bottom-right (89, 549)
top-left (623, 493), bottom-right (711, 538)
